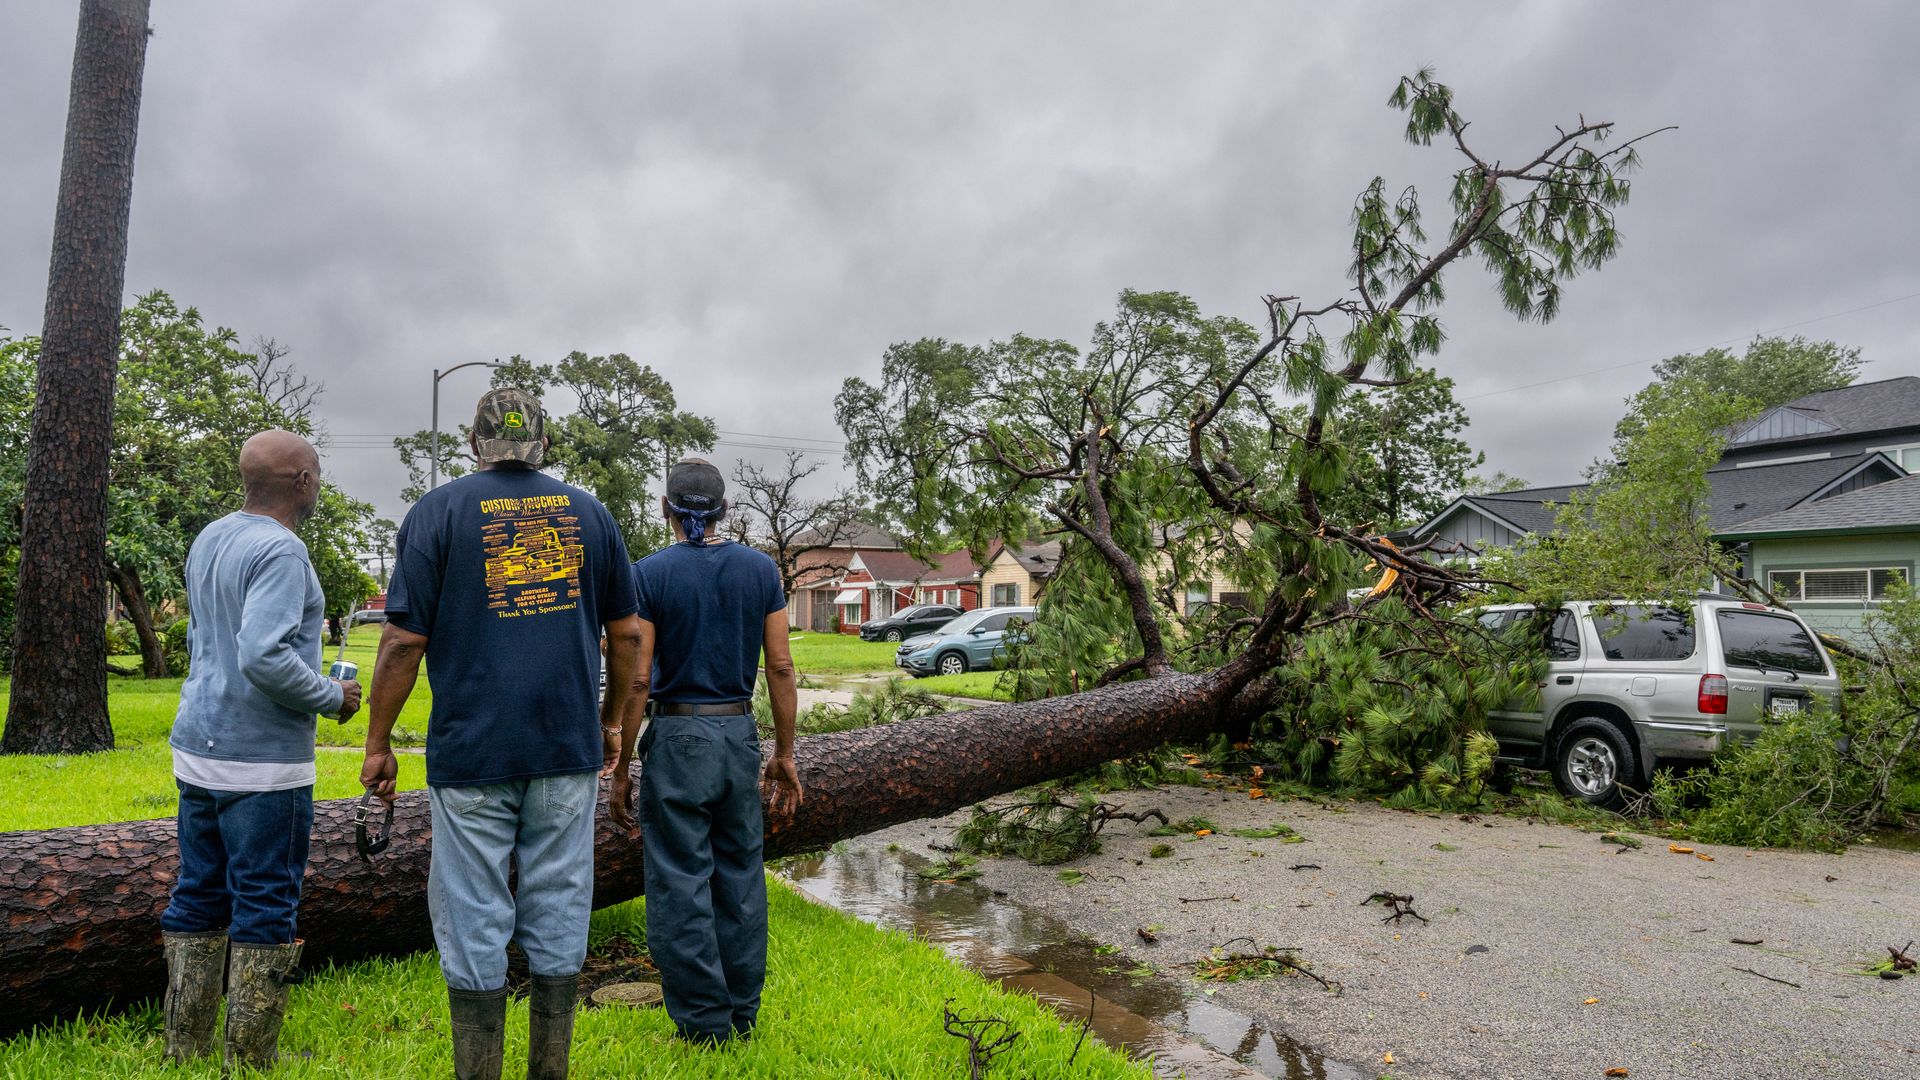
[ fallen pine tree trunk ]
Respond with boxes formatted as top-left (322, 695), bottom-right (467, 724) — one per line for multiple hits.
top-left (0, 672), bottom-right (1227, 1035)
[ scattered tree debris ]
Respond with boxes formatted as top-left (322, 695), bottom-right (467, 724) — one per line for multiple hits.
top-left (1732, 966), bottom-right (1802, 989)
top-left (957, 796), bottom-right (1169, 866)
top-left (1363, 892), bottom-right (1430, 924)
top-left (941, 998), bottom-right (1021, 1079)
top-left (1179, 895), bottom-right (1238, 904)
top-left (1730, 938), bottom-right (1764, 946)
top-left (1136, 927), bottom-right (1158, 944)
top-left (1599, 832), bottom-right (1642, 850)
top-left (1193, 937), bottom-right (1338, 993)
top-left (1288, 863), bottom-right (1322, 872)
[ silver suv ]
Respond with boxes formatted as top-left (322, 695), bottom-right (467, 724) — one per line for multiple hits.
top-left (1472, 596), bottom-right (1840, 808)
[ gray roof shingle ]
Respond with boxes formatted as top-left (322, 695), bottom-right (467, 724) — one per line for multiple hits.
top-left (1728, 376), bottom-right (1920, 449)
top-left (1715, 473), bottom-right (1920, 538)
top-left (1451, 453), bottom-right (1902, 536)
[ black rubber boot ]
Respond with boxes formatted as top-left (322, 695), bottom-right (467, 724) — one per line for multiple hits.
top-left (526, 973), bottom-right (580, 1080)
top-left (162, 930), bottom-right (227, 1062)
top-left (223, 940), bottom-right (303, 1072)
top-left (447, 986), bottom-right (508, 1080)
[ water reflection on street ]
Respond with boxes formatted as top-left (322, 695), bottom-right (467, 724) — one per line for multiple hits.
top-left (782, 846), bottom-right (1365, 1080)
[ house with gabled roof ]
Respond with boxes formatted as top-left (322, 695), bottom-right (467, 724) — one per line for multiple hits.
top-left (1716, 472), bottom-right (1920, 642)
top-left (1415, 453), bottom-right (1906, 555)
top-left (1410, 376), bottom-right (1919, 638)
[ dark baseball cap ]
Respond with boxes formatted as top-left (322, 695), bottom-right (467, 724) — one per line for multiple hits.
top-left (473, 388), bottom-right (545, 466)
top-left (666, 457), bottom-right (726, 512)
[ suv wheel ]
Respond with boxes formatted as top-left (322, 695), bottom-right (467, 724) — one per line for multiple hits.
top-left (1552, 718), bottom-right (1639, 810)
top-left (885, 628), bottom-right (903, 642)
top-left (938, 652), bottom-right (969, 676)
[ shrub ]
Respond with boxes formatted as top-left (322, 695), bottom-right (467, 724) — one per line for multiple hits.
top-left (104, 620), bottom-right (139, 657)
top-left (163, 617), bottom-right (191, 677)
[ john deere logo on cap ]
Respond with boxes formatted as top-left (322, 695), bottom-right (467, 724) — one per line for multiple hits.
top-left (504, 411), bottom-right (525, 429)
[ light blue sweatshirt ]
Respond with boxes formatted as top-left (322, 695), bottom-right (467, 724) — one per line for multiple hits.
top-left (169, 512), bottom-right (343, 765)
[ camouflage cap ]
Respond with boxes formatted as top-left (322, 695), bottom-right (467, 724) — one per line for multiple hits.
top-left (473, 387), bottom-right (546, 466)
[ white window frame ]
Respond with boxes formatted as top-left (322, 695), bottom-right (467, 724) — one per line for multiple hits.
top-left (1866, 442), bottom-right (1920, 472)
top-left (1184, 582), bottom-right (1211, 614)
top-left (1767, 566), bottom-right (1908, 603)
top-left (990, 582), bottom-right (1020, 607)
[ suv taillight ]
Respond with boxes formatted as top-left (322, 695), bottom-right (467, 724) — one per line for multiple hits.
top-left (1698, 674), bottom-right (1728, 715)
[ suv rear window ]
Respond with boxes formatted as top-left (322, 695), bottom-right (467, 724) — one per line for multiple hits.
top-left (1716, 610), bottom-right (1826, 675)
top-left (1591, 605), bottom-right (1695, 662)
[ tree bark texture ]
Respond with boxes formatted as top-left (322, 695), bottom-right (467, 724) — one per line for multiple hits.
top-left (106, 562), bottom-right (167, 679)
top-left (0, 673), bottom-right (1228, 1035)
top-left (3, 0), bottom-right (151, 755)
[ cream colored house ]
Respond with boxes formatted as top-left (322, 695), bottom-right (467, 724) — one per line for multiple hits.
top-left (981, 541), bottom-right (1060, 607)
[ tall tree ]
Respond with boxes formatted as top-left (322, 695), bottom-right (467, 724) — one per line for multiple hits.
top-left (5, 0), bottom-right (152, 754)
top-left (1610, 335), bottom-right (1864, 453)
top-left (729, 450), bottom-right (861, 596)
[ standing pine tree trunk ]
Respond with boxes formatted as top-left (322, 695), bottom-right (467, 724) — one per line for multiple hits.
top-left (2, 0), bottom-right (152, 755)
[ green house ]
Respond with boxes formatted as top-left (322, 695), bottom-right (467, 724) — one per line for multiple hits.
top-left (1715, 474), bottom-right (1920, 643)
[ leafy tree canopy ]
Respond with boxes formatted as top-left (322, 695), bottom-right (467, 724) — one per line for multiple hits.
top-left (0, 292), bottom-right (376, 675)
top-left (838, 71), bottom-right (1665, 802)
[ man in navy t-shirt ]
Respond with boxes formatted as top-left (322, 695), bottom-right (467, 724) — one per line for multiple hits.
top-left (608, 457), bottom-right (801, 1045)
top-left (362, 388), bottom-right (642, 1080)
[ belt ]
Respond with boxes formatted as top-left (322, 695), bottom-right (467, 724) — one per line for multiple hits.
top-left (648, 701), bottom-right (751, 716)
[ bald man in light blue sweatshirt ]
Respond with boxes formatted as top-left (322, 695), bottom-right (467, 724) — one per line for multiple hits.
top-left (160, 430), bottom-right (361, 1072)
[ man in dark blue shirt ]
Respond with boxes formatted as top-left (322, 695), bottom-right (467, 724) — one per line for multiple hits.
top-left (609, 457), bottom-right (801, 1045)
top-left (362, 388), bottom-right (642, 1080)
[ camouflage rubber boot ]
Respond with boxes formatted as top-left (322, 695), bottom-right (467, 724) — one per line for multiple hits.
top-left (223, 941), bottom-right (303, 1072)
top-left (526, 973), bottom-right (580, 1080)
top-left (162, 930), bottom-right (227, 1062)
top-left (448, 986), bottom-right (508, 1080)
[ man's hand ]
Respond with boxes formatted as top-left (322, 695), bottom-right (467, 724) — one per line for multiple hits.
top-left (361, 748), bottom-right (398, 804)
top-left (608, 771), bottom-right (636, 833)
top-left (763, 754), bottom-right (803, 820)
top-left (334, 679), bottom-right (363, 723)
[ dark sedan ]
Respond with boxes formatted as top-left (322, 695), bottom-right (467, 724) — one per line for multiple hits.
top-left (859, 604), bottom-right (963, 642)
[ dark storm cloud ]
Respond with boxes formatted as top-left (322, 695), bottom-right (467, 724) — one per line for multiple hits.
top-left (3, 2), bottom-right (1918, 525)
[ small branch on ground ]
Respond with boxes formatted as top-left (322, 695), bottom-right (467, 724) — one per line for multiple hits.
top-left (941, 998), bottom-right (1021, 1079)
top-left (1362, 891), bottom-right (1429, 924)
top-left (1192, 937), bottom-right (1338, 993)
top-left (1732, 966), bottom-right (1802, 989)
top-left (1287, 863), bottom-right (1322, 871)
top-left (1179, 895), bottom-right (1237, 904)
top-left (1890, 941), bottom-right (1916, 973)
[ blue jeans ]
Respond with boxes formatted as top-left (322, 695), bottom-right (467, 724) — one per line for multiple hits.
top-left (639, 712), bottom-right (767, 1039)
top-left (161, 781), bottom-right (313, 945)
top-left (427, 771), bottom-right (598, 992)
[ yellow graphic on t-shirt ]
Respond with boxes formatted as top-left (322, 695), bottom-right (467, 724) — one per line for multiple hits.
top-left (486, 526), bottom-right (583, 586)
top-left (480, 497), bottom-right (586, 619)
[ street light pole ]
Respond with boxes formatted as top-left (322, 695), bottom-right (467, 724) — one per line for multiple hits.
top-left (429, 360), bottom-right (505, 492)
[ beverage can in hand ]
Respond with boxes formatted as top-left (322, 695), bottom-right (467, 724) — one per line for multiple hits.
top-left (324, 660), bottom-right (358, 720)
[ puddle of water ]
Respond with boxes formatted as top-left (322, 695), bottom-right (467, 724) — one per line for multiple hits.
top-left (782, 846), bottom-right (1367, 1080)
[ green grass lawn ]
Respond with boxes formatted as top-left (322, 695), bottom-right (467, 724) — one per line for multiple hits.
top-left (912, 671), bottom-right (1016, 702)
top-left (786, 631), bottom-right (901, 675)
top-left (0, 649), bottom-right (431, 831)
top-left (0, 886), bottom-right (1143, 1079)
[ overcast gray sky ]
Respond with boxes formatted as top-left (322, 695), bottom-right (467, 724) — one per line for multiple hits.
top-left (4, 2), bottom-right (1917, 526)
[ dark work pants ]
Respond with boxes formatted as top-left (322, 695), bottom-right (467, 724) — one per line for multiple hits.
top-left (161, 780), bottom-right (313, 945)
top-left (639, 712), bottom-right (767, 1040)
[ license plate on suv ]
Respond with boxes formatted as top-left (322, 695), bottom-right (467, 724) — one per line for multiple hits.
top-left (1769, 698), bottom-right (1802, 718)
